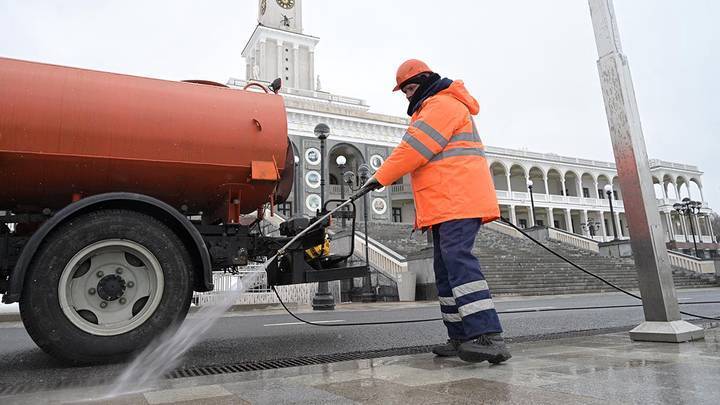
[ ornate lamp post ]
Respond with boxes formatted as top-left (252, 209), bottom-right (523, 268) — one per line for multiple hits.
top-left (357, 164), bottom-right (376, 303)
top-left (526, 179), bottom-right (536, 227)
top-left (582, 220), bottom-right (601, 238)
top-left (335, 155), bottom-right (347, 228)
top-left (674, 198), bottom-right (702, 258)
top-left (604, 184), bottom-right (619, 240)
top-left (312, 123), bottom-right (335, 310)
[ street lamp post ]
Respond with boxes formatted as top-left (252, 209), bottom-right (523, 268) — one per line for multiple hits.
top-left (312, 123), bottom-right (335, 310)
top-left (357, 163), bottom-right (376, 303)
top-left (604, 184), bottom-right (619, 240)
top-left (335, 155), bottom-right (347, 228)
top-left (527, 179), bottom-right (536, 227)
top-left (674, 198), bottom-right (702, 259)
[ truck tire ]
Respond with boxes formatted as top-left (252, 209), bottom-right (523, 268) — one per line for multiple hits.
top-left (20, 209), bottom-right (194, 364)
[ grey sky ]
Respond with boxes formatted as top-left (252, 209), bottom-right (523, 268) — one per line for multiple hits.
top-left (1, 0), bottom-right (718, 208)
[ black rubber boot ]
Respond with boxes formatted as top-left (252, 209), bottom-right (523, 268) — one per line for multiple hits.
top-left (431, 339), bottom-right (466, 357)
top-left (458, 333), bottom-right (512, 364)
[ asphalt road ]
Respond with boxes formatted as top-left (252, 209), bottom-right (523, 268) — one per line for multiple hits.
top-left (0, 288), bottom-right (718, 390)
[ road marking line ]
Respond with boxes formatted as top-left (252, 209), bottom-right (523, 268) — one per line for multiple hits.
top-left (264, 320), bottom-right (345, 327)
top-left (502, 306), bottom-right (556, 313)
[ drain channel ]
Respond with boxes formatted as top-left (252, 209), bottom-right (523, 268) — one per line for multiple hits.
top-left (3, 324), bottom-right (683, 397)
top-left (165, 344), bottom-right (436, 379)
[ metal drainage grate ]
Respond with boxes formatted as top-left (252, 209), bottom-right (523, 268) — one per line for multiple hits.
top-left (165, 345), bottom-right (436, 379)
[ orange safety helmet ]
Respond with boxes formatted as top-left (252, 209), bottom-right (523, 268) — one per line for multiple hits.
top-left (393, 59), bottom-right (432, 92)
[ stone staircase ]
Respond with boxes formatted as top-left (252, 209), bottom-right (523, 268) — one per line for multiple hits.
top-left (351, 222), bottom-right (717, 296)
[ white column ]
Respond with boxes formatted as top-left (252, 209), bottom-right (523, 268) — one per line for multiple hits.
top-left (679, 215), bottom-right (689, 239)
top-left (561, 178), bottom-right (567, 196)
top-left (509, 205), bottom-right (517, 225)
top-left (548, 207), bottom-right (555, 228)
top-left (599, 211), bottom-right (607, 238)
top-left (565, 208), bottom-right (572, 232)
top-left (276, 42), bottom-right (284, 81)
top-left (694, 215), bottom-right (703, 239)
top-left (665, 212), bottom-right (675, 241)
top-left (614, 212), bottom-right (622, 238)
top-left (506, 174), bottom-right (512, 193)
top-left (593, 181), bottom-right (599, 198)
top-left (708, 216), bottom-right (716, 242)
top-left (544, 177), bottom-right (549, 195)
top-left (259, 40), bottom-right (267, 80)
top-left (309, 49), bottom-right (315, 91)
top-left (581, 210), bottom-right (589, 236)
top-left (292, 45), bottom-right (299, 88)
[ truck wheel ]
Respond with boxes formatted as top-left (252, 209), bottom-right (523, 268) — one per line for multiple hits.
top-left (20, 209), bottom-right (193, 364)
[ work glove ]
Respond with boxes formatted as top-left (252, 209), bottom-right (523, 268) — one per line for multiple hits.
top-left (362, 176), bottom-right (382, 192)
top-left (349, 177), bottom-right (382, 201)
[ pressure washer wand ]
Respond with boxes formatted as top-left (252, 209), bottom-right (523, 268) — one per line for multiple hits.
top-left (272, 185), bottom-right (373, 258)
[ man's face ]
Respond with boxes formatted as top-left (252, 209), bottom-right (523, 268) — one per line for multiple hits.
top-left (401, 83), bottom-right (420, 101)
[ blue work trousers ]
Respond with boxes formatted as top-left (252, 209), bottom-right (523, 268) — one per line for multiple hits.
top-left (433, 218), bottom-right (503, 340)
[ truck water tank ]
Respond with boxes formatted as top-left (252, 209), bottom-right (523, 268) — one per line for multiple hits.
top-left (0, 57), bottom-right (292, 219)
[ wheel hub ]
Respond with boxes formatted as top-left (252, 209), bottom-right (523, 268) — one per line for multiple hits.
top-left (96, 274), bottom-right (127, 301)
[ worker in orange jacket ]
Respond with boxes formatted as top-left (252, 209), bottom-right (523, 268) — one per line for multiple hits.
top-left (362, 59), bottom-right (510, 364)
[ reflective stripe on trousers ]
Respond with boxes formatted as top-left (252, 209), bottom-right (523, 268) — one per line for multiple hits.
top-left (433, 218), bottom-right (503, 340)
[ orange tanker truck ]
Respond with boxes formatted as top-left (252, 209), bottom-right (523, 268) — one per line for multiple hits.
top-left (0, 57), bottom-right (366, 364)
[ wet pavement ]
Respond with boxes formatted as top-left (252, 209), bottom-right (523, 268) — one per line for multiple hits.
top-left (3, 326), bottom-right (718, 404)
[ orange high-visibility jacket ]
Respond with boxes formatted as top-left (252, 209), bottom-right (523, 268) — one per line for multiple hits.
top-left (374, 81), bottom-right (500, 228)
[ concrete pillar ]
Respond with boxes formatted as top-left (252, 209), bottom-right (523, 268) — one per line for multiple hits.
top-left (565, 208), bottom-right (572, 232)
top-left (581, 210), bottom-right (589, 236)
top-left (614, 211), bottom-right (622, 238)
top-left (599, 211), bottom-right (607, 238)
top-left (544, 178), bottom-right (550, 195)
top-left (509, 205), bottom-right (517, 225)
top-left (593, 181), bottom-right (599, 198)
top-left (590, 0), bottom-right (701, 342)
top-left (548, 208), bottom-right (555, 229)
top-left (506, 174), bottom-right (512, 193)
top-left (561, 178), bottom-right (566, 196)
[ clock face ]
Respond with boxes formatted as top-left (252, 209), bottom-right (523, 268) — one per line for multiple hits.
top-left (276, 0), bottom-right (295, 9)
top-left (260, 0), bottom-right (266, 15)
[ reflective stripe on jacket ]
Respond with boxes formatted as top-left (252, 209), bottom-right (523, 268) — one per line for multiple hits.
top-left (374, 80), bottom-right (500, 228)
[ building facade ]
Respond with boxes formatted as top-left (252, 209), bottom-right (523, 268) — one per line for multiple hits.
top-left (232, 0), bottom-right (717, 256)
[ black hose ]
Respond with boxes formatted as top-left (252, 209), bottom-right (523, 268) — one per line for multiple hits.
top-left (270, 219), bottom-right (720, 325)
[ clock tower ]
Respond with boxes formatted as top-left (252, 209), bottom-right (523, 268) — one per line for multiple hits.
top-left (243, 0), bottom-right (317, 90)
top-left (259, 0), bottom-right (302, 33)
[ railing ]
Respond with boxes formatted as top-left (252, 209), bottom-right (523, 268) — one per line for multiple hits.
top-left (390, 184), bottom-right (413, 194)
top-left (668, 252), bottom-right (716, 274)
top-left (353, 232), bottom-right (408, 278)
top-left (547, 227), bottom-right (600, 253)
top-left (649, 159), bottom-right (700, 172)
top-left (496, 192), bottom-right (627, 210)
top-left (543, 227), bottom-right (714, 275)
